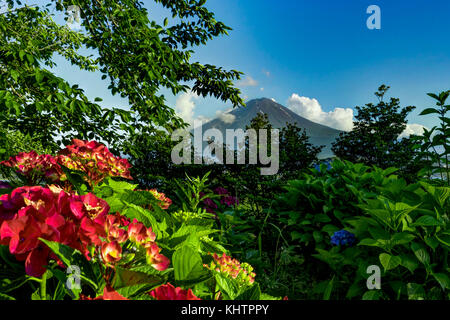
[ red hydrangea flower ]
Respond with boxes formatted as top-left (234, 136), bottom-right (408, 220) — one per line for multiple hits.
top-left (149, 283), bottom-right (201, 300)
top-left (127, 219), bottom-right (155, 244)
top-left (101, 241), bottom-right (122, 264)
top-left (204, 253), bottom-right (256, 286)
top-left (0, 186), bottom-right (29, 222)
top-left (145, 242), bottom-right (170, 271)
top-left (0, 186), bottom-right (115, 276)
top-left (0, 151), bottom-right (63, 184)
top-left (148, 189), bottom-right (172, 210)
top-left (69, 192), bottom-right (109, 223)
top-left (0, 181), bottom-right (169, 277)
top-left (58, 139), bottom-right (132, 186)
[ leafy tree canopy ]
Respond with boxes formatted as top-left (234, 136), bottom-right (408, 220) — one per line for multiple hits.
top-left (331, 85), bottom-right (419, 175)
top-left (0, 0), bottom-right (244, 152)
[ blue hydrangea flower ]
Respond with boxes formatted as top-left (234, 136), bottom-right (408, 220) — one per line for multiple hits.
top-left (330, 230), bottom-right (356, 246)
top-left (314, 160), bottom-right (332, 172)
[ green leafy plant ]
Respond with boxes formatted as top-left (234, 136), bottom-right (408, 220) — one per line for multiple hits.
top-left (413, 90), bottom-right (450, 185)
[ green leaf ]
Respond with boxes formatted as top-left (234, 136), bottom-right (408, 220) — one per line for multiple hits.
top-left (400, 255), bottom-right (419, 273)
top-left (10, 70), bottom-right (19, 81)
top-left (312, 230), bottom-right (323, 243)
top-left (215, 274), bottom-right (240, 300)
top-left (39, 238), bottom-right (98, 291)
top-left (0, 292), bottom-right (16, 300)
top-left (291, 231), bottom-right (302, 241)
top-left (406, 283), bottom-right (425, 300)
top-left (121, 204), bottom-right (158, 231)
top-left (35, 71), bottom-right (44, 83)
top-left (323, 275), bottom-right (335, 300)
top-left (112, 267), bottom-right (164, 293)
top-left (362, 290), bottom-right (382, 300)
top-left (314, 214), bottom-right (331, 223)
top-left (259, 293), bottom-right (283, 300)
top-left (172, 245), bottom-right (208, 283)
top-left (390, 232), bottom-right (416, 246)
top-left (424, 237), bottom-right (440, 251)
top-left (379, 253), bottom-right (401, 271)
top-left (39, 238), bottom-right (76, 267)
top-left (412, 215), bottom-right (441, 227)
top-left (235, 283), bottom-right (261, 300)
top-left (411, 242), bottom-right (430, 266)
top-left (419, 108), bottom-right (439, 116)
top-left (358, 238), bottom-right (389, 250)
top-left (432, 273), bottom-right (450, 290)
top-left (50, 268), bottom-right (81, 299)
top-left (321, 224), bottom-right (339, 235)
top-left (98, 178), bottom-right (138, 193)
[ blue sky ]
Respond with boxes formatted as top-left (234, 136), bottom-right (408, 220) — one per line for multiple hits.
top-left (47, 0), bottom-right (450, 132)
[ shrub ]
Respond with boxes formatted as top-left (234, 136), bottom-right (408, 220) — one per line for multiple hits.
top-left (0, 140), bottom-right (272, 300)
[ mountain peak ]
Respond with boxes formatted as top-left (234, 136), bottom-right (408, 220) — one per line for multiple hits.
top-left (202, 97), bottom-right (342, 158)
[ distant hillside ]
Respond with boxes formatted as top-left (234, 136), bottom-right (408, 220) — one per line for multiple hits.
top-left (200, 98), bottom-right (342, 158)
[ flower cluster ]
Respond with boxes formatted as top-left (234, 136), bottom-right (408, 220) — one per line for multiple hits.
top-left (0, 140), bottom-right (133, 188)
top-left (1, 151), bottom-right (64, 183)
top-left (149, 283), bottom-right (201, 300)
top-left (58, 139), bottom-right (132, 186)
top-left (171, 210), bottom-right (203, 223)
top-left (204, 253), bottom-right (255, 286)
top-left (202, 197), bottom-right (217, 213)
top-left (0, 185), bottom-right (169, 277)
top-left (330, 230), bottom-right (356, 246)
top-left (139, 189), bottom-right (172, 210)
top-left (126, 218), bottom-right (169, 271)
top-left (0, 186), bottom-right (106, 276)
top-left (214, 187), bottom-right (239, 207)
top-left (201, 187), bottom-right (238, 214)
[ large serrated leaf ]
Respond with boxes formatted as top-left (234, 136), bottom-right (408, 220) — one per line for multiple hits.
top-left (379, 253), bottom-right (401, 271)
top-left (432, 273), bottom-right (450, 290)
top-left (411, 242), bottom-right (430, 266)
top-left (172, 245), bottom-right (208, 283)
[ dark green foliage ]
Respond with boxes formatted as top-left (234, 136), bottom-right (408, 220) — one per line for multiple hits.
top-left (0, 130), bottom-right (52, 161)
top-left (0, 0), bottom-right (244, 152)
top-left (276, 160), bottom-right (397, 253)
top-left (412, 90), bottom-right (450, 185)
top-left (279, 123), bottom-right (323, 180)
top-left (254, 160), bottom-right (450, 299)
top-left (332, 85), bottom-right (422, 180)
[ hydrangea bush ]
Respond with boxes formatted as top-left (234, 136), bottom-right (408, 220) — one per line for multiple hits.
top-left (0, 139), bottom-right (275, 300)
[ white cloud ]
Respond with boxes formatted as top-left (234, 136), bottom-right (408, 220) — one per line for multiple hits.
top-left (174, 92), bottom-right (198, 125)
top-left (287, 93), bottom-right (354, 131)
top-left (399, 123), bottom-right (427, 138)
top-left (238, 76), bottom-right (258, 87)
top-left (216, 108), bottom-right (236, 124)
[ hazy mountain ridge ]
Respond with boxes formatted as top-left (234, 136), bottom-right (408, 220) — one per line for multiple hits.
top-left (201, 98), bottom-right (342, 159)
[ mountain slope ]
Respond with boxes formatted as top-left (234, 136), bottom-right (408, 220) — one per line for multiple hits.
top-left (200, 98), bottom-right (342, 158)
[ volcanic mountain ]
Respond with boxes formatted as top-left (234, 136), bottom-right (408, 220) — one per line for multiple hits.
top-left (200, 98), bottom-right (342, 158)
